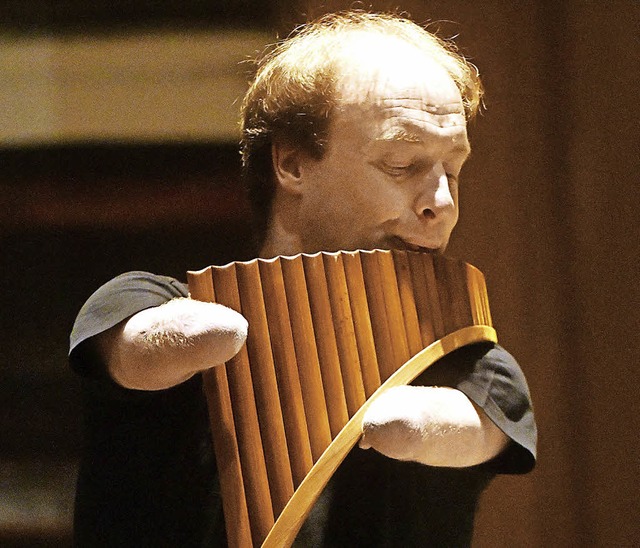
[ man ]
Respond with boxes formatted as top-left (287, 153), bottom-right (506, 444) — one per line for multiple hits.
top-left (70, 11), bottom-right (536, 547)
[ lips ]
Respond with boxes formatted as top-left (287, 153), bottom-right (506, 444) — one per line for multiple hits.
top-left (389, 236), bottom-right (439, 253)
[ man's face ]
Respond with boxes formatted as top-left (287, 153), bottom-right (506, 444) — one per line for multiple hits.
top-left (293, 44), bottom-right (469, 254)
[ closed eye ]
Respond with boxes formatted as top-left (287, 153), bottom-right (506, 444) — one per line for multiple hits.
top-left (381, 161), bottom-right (417, 178)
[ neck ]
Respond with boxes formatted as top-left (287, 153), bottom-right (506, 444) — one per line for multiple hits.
top-left (259, 195), bottom-right (304, 258)
top-left (259, 226), bottom-right (302, 259)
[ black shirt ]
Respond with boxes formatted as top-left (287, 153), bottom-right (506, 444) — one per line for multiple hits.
top-left (69, 271), bottom-right (536, 547)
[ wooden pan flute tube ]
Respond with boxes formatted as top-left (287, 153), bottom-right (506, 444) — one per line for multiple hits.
top-left (433, 257), bottom-right (474, 335)
top-left (210, 264), bottom-right (274, 546)
top-left (391, 250), bottom-right (424, 357)
top-left (280, 256), bottom-right (335, 461)
top-left (235, 261), bottom-right (295, 517)
top-left (187, 269), bottom-right (253, 548)
top-left (258, 258), bottom-right (314, 488)
top-left (466, 264), bottom-right (492, 327)
top-left (405, 252), bottom-right (436, 348)
top-left (322, 252), bottom-right (367, 416)
top-left (360, 251), bottom-right (396, 382)
top-left (420, 254), bottom-right (446, 340)
top-left (376, 251), bottom-right (411, 371)
top-left (341, 252), bottom-right (381, 399)
top-left (302, 253), bottom-right (351, 438)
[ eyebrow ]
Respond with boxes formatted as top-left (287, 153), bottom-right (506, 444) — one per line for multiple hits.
top-left (375, 127), bottom-right (472, 156)
top-left (376, 127), bottom-right (424, 143)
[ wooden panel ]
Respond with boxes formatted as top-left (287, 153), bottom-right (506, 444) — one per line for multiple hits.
top-left (561, 3), bottom-right (639, 544)
top-left (0, 31), bottom-right (273, 145)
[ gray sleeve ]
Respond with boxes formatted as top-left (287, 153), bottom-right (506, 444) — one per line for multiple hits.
top-left (69, 271), bottom-right (188, 377)
top-left (457, 344), bottom-right (537, 474)
top-left (414, 342), bottom-right (537, 474)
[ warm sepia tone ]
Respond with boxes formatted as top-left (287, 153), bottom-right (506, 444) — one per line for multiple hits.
top-left (1, 1), bottom-right (637, 546)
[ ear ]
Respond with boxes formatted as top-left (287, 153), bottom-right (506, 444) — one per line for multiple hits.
top-left (271, 141), bottom-right (305, 195)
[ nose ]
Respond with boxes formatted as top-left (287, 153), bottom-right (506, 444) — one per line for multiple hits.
top-left (414, 163), bottom-right (456, 220)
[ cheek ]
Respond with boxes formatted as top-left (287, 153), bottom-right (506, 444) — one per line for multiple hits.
top-left (303, 158), bottom-right (402, 226)
top-left (299, 174), bottom-right (356, 233)
top-left (340, 179), bottom-right (402, 226)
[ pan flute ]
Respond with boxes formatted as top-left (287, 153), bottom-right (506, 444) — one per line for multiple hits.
top-left (187, 249), bottom-right (496, 547)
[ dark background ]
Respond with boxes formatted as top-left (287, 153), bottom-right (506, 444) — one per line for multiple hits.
top-left (1, 1), bottom-right (638, 546)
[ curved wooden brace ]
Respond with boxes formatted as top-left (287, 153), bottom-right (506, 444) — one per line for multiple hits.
top-left (263, 324), bottom-right (498, 547)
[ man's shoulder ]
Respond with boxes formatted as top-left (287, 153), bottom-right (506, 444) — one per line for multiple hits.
top-left (69, 271), bottom-right (188, 373)
top-left (97, 270), bottom-right (188, 297)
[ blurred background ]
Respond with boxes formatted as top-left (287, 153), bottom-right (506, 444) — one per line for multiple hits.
top-left (1, 1), bottom-right (638, 546)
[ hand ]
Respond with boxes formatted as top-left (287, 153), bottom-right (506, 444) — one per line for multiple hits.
top-left (359, 385), bottom-right (509, 467)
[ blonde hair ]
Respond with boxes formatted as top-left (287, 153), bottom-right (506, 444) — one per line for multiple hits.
top-left (241, 11), bottom-right (483, 239)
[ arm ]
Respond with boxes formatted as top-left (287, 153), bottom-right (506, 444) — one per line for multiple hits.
top-left (359, 385), bottom-right (509, 467)
top-left (96, 297), bottom-right (248, 391)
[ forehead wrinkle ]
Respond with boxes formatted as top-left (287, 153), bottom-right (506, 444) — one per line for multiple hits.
top-left (377, 114), bottom-right (469, 151)
top-left (382, 106), bottom-right (467, 129)
top-left (374, 122), bottom-right (471, 157)
top-left (380, 98), bottom-right (465, 115)
top-left (376, 126), bottom-right (423, 143)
